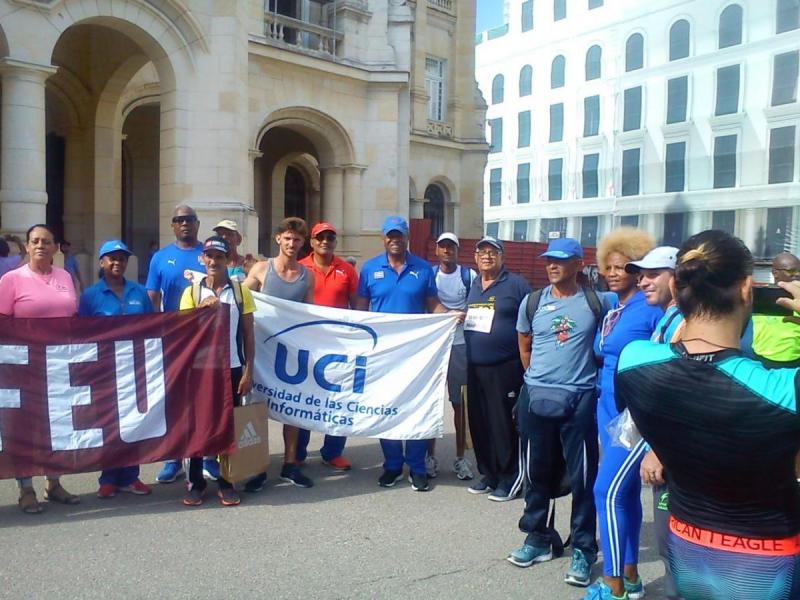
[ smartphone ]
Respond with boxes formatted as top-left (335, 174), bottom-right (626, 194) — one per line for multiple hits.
top-left (752, 286), bottom-right (793, 317)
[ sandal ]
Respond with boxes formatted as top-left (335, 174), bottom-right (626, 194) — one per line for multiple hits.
top-left (44, 483), bottom-right (80, 505)
top-left (18, 488), bottom-right (43, 514)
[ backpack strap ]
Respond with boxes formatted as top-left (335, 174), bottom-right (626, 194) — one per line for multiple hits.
top-left (191, 281), bottom-right (201, 307)
top-left (460, 265), bottom-right (473, 294)
top-left (581, 285), bottom-right (605, 324)
top-left (525, 288), bottom-right (544, 325)
top-left (657, 309), bottom-right (682, 343)
top-left (231, 279), bottom-right (245, 365)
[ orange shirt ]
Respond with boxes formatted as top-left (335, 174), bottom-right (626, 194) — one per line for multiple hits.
top-left (299, 254), bottom-right (358, 309)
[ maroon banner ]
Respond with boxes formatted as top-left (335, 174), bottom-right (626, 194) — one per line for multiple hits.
top-left (0, 306), bottom-right (234, 479)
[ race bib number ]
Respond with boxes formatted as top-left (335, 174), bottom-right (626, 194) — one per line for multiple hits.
top-left (464, 307), bottom-right (495, 333)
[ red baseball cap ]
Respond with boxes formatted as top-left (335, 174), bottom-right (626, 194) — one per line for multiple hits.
top-left (311, 222), bottom-right (337, 238)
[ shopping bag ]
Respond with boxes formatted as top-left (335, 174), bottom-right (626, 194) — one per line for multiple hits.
top-left (219, 403), bottom-right (270, 483)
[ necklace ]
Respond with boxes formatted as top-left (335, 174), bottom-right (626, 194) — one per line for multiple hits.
top-left (679, 337), bottom-right (739, 352)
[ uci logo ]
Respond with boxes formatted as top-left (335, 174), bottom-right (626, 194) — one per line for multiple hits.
top-left (265, 320), bottom-right (378, 394)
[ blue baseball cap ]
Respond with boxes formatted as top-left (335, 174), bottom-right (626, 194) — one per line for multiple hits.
top-left (382, 215), bottom-right (409, 236)
top-left (98, 240), bottom-right (132, 259)
top-left (476, 236), bottom-right (504, 252)
top-left (540, 237), bottom-right (583, 260)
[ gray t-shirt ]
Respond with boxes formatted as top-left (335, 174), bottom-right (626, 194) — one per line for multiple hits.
top-left (516, 286), bottom-right (613, 392)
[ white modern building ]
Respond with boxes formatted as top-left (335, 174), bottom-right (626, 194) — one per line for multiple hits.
top-left (475, 0), bottom-right (800, 257)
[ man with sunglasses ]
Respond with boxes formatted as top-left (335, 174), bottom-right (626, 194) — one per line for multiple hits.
top-left (296, 222), bottom-right (358, 471)
top-left (146, 204), bottom-right (209, 484)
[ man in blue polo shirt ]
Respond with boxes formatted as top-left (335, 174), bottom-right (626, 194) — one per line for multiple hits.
top-left (356, 215), bottom-right (449, 492)
top-left (79, 240), bottom-right (153, 499)
top-left (146, 204), bottom-right (209, 483)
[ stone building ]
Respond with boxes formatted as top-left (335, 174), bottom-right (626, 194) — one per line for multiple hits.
top-left (476, 0), bottom-right (800, 257)
top-left (0, 0), bottom-right (487, 272)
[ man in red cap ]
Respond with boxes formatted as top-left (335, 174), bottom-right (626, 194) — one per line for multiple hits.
top-left (296, 222), bottom-right (359, 470)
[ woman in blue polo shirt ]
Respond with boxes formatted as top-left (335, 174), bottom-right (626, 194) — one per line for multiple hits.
top-left (78, 240), bottom-right (153, 499)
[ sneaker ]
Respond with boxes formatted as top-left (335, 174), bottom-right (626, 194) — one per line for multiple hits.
top-left (322, 455), bottom-right (352, 471)
top-left (280, 464), bottom-right (314, 488)
top-left (425, 455), bottom-right (439, 478)
top-left (409, 472), bottom-right (429, 492)
top-left (453, 457), bottom-right (475, 480)
top-left (97, 484), bottom-right (117, 499)
top-left (202, 458), bottom-right (220, 481)
top-left (624, 576), bottom-right (645, 599)
top-left (156, 461), bottom-right (184, 483)
top-left (119, 480), bottom-right (152, 495)
top-left (182, 487), bottom-right (205, 506)
top-left (244, 473), bottom-right (267, 493)
top-left (378, 469), bottom-right (404, 488)
top-left (565, 548), bottom-right (593, 587)
top-left (506, 543), bottom-right (552, 567)
top-left (488, 485), bottom-right (521, 502)
top-left (467, 477), bottom-right (496, 494)
top-left (582, 581), bottom-right (628, 600)
top-left (218, 488), bottom-right (241, 506)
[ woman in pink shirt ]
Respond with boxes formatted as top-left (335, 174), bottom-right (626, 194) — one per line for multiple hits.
top-left (0, 224), bottom-right (80, 513)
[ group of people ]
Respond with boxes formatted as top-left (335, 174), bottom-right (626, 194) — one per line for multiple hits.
top-left (2, 209), bottom-right (800, 599)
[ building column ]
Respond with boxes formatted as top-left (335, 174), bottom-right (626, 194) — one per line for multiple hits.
top-left (321, 166), bottom-right (344, 230)
top-left (739, 208), bottom-right (763, 256)
top-left (0, 58), bottom-right (57, 237)
top-left (343, 165), bottom-right (364, 254)
top-left (687, 210), bottom-right (708, 238)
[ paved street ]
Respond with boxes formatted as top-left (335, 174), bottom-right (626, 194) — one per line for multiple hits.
top-left (0, 419), bottom-right (668, 599)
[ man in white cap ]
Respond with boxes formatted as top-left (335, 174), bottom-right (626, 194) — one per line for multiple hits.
top-left (427, 232), bottom-right (477, 481)
top-left (213, 220), bottom-right (246, 281)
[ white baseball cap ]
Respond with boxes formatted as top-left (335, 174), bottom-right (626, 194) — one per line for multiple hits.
top-left (625, 246), bottom-right (679, 273)
top-left (436, 232), bottom-right (460, 247)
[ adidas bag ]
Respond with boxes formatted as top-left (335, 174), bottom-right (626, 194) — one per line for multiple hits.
top-left (220, 403), bottom-right (270, 483)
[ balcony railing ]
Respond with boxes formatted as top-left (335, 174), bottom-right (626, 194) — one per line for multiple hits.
top-left (264, 11), bottom-right (343, 58)
top-left (428, 0), bottom-right (454, 14)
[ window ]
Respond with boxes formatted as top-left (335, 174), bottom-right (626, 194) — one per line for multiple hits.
top-left (489, 118), bottom-right (503, 152)
top-left (554, 0), bottom-right (566, 21)
top-left (425, 58), bottom-right (447, 121)
top-left (666, 76), bottom-right (688, 124)
top-left (625, 33), bottom-right (644, 72)
top-left (621, 215), bottom-right (640, 227)
top-left (551, 55), bottom-right (566, 88)
top-left (765, 207), bottom-right (793, 256)
top-left (489, 168), bottom-right (502, 206)
top-left (588, 0), bottom-right (603, 8)
top-left (486, 222), bottom-right (500, 237)
top-left (663, 213), bottom-right (687, 247)
top-left (584, 95), bottom-right (600, 136)
top-left (517, 163), bottom-right (531, 203)
top-left (623, 86), bottom-right (642, 132)
top-left (669, 20), bottom-right (690, 61)
top-left (777, 0), bottom-right (800, 34)
top-left (513, 220), bottom-right (528, 241)
top-left (541, 218), bottom-right (567, 241)
top-left (423, 185), bottom-right (445, 238)
top-left (582, 153), bottom-right (599, 198)
top-left (581, 216), bottom-right (599, 247)
top-left (491, 74), bottom-right (504, 104)
top-left (719, 5), bottom-right (743, 48)
top-left (585, 45), bottom-right (602, 80)
top-left (518, 111), bottom-right (531, 148)
top-left (772, 51), bottom-right (799, 106)
top-left (519, 65), bottom-right (533, 97)
top-left (621, 148), bottom-right (640, 196)
top-left (549, 103), bottom-right (564, 142)
top-left (715, 65), bottom-right (740, 115)
top-left (665, 142), bottom-right (686, 192)
top-left (769, 126), bottom-right (796, 184)
top-left (522, 0), bottom-right (534, 31)
top-left (713, 134), bottom-right (737, 188)
top-left (712, 210), bottom-right (736, 234)
top-left (548, 158), bottom-right (564, 200)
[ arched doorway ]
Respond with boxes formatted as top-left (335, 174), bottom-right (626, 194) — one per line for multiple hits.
top-left (424, 183), bottom-right (446, 238)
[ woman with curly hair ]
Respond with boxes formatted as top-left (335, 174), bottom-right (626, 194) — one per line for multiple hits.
top-left (583, 227), bottom-right (664, 600)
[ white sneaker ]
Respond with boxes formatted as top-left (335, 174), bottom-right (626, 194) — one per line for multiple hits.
top-left (453, 457), bottom-right (475, 480)
top-left (425, 455), bottom-right (439, 479)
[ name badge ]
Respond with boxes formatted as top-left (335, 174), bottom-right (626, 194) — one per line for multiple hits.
top-left (464, 306), bottom-right (495, 333)
top-left (374, 271), bottom-right (385, 279)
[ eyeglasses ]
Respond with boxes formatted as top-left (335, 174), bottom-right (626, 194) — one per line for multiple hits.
top-left (475, 249), bottom-right (501, 257)
top-left (172, 215), bottom-right (198, 224)
top-left (315, 233), bottom-right (336, 242)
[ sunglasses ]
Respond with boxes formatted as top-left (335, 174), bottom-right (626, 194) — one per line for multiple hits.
top-left (599, 306), bottom-right (624, 349)
top-left (315, 233), bottom-right (336, 242)
top-left (172, 215), bottom-right (198, 224)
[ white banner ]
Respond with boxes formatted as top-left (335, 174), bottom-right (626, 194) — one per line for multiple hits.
top-left (250, 293), bottom-right (458, 440)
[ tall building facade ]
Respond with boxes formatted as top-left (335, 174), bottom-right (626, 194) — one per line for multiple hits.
top-left (0, 0), bottom-right (486, 273)
top-left (476, 0), bottom-right (800, 257)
